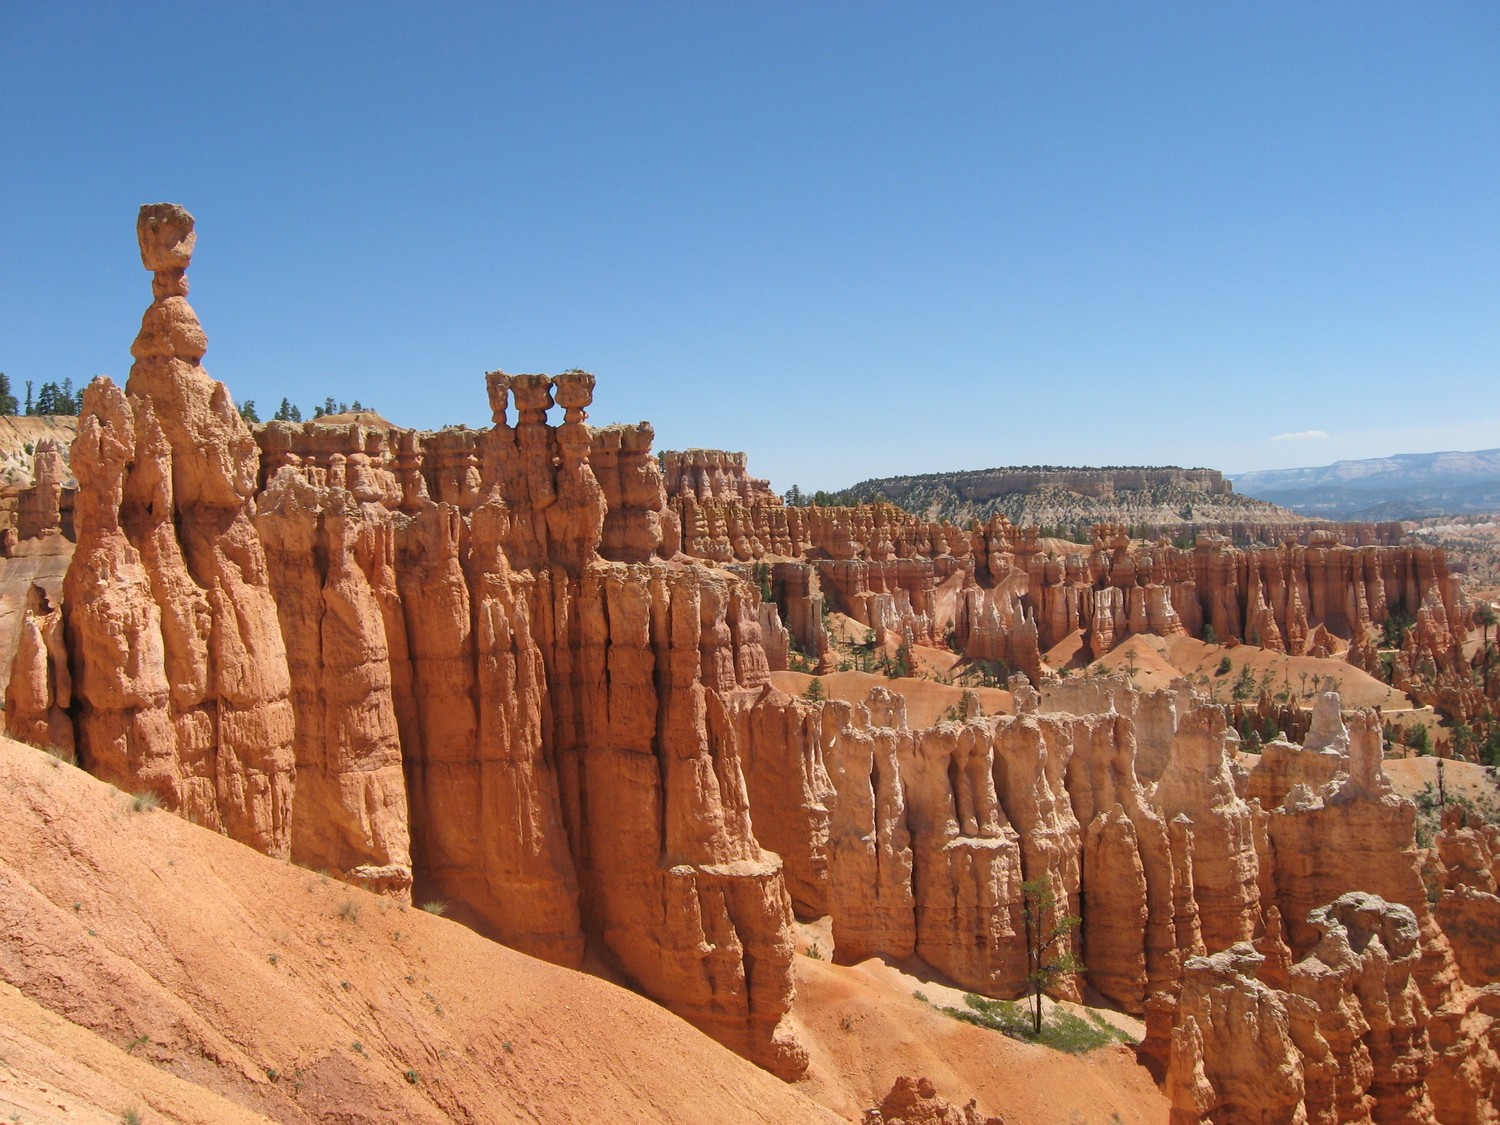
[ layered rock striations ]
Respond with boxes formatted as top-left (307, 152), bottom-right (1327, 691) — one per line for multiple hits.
top-left (61, 205), bottom-right (297, 854)
top-left (16, 206), bottom-right (1499, 1109)
top-left (726, 670), bottom-right (1497, 1118)
top-left (1167, 894), bottom-right (1436, 1125)
top-left (659, 478), bottom-right (1471, 706)
top-left (25, 206), bottom-right (804, 1078)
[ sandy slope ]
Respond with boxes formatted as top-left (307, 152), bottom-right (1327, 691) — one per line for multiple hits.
top-left (0, 734), bottom-right (1176, 1124)
top-left (1077, 633), bottom-right (1397, 706)
top-left (1385, 755), bottom-right (1500, 812)
top-left (0, 737), bottom-right (840, 1125)
top-left (788, 939), bottom-right (1165, 1124)
top-left (769, 669), bottom-right (1013, 726)
top-left (0, 980), bottom-right (276, 1125)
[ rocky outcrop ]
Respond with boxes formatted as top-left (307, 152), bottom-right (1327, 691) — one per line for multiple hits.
top-left (1434, 805), bottom-right (1500, 986)
top-left (254, 472), bottom-right (413, 895)
top-left (27, 206), bottom-right (805, 1078)
top-left (63, 205), bottom-right (296, 854)
top-left (863, 1076), bottom-right (1005, 1125)
top-left (1167, 893), bottom-right (1435, 1125)
top-left (662, 448), bottom-right (778, 505)
top-left (0, 415), bottom-right (79, 551)
top-left (3, 583), bottom-right (72, 755)
top-left (1153, 706), bottom-right (1262, 952)
top-left (1245, 679), bottom-right (1350, 809)
top-left (19, 205), bottom-right (1499, 1104)
top-left (727, 669), bottom-right (1498, 1117)
top-left (1264, 711), bottom-right (1426, 954)
top-left (731, 685), bottom-right (1196, 1013)
top-left (14, 438), bottom-right (71, 541)
top-left (1260, 709), bottom-right (1500, 1122)
top-left (663, 467), bottom-right (1467, 695)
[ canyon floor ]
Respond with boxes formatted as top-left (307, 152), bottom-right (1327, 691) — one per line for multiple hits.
top-left (0, 734), bottom-right (1171, 1125)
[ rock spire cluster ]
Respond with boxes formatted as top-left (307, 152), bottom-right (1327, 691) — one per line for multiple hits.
top-left (9, 206), bottom-right (1497, 1118)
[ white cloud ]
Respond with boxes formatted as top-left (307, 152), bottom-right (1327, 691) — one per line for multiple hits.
top-left (1270, 429), bottom-right (1330, 442)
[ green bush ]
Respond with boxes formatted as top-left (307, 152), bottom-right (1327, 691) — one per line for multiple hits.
top-left (938, 993), bottom-right (1128, 1055)
top-left (1232, 664), bottom-right (1257, 701)
top-left (1382, 606), bottom-right (1415, 649)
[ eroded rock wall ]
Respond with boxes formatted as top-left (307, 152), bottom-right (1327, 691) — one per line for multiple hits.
top-left (34, 205), bottom-right (806, 1079)
top-left (21, 205), bottom-right (1499, 1105)
top-left (660, 483), bottom-right (1468, 693)
top-left (1166, 894), bottom-right (1436, 1125)
top-left (63, 205), bottom-right (297, 855)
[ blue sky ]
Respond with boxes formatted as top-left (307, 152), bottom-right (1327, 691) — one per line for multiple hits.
top-left (2, 2), bottom-right (1497, 493)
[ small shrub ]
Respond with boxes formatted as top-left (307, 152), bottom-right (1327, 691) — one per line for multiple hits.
top-left (404, 1068), bottom-right (420, 1085)
top-left (939, 993), bottom-right (1126, 1054)
top-left (1232, 665), bottom-right (1257, 701)
top-left (338, 898), bottom-right (362, 923)
top-left (266, 1067), bottom-right (279, 1082)
top-left (1215, 657), bottom-right (1232, 677)
top-left (267, 952), bottom-right (279, 966)
top-left (340, 979), bottom-right (352, 991)
top-left (40, 742), bottom-right (76, 766)
top-left (804, 942), bottom-right (823, 960)
top-left (352, 1041), bottom-right (364, 1054)
top-left (803, 677), bottom-right (824, 703)
top-left (892, 640), bottom-right (913, 679)
top-left (125, 1033), bottom-right (149, 1054)
top-left (121, 1109), bottom-right (141, 1125)
top-left (420, 900), bottom-right (449, 916)
top-left (130, 790), bottom-right (161, 813)
top-left (1382, 606), bottom-right (1415, 649)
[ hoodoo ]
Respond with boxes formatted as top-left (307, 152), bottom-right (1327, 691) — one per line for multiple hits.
top-left (7, 206), bottom-right (1498, 1122)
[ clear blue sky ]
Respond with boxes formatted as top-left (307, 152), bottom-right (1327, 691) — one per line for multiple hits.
top-left (3, 2), bottom-right (1497, 493)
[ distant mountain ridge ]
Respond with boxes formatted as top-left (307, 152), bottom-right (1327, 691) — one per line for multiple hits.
top-left (1232, 448), bottom-right (1500, 519)
top-left (823, 464), bottom-right (1303, 532)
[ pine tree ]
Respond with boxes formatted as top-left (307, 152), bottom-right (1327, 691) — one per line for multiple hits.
top-left (0, 374), bottom-right (18, 415)
top-left (1022, 875), bottom-right (1083, 1035)
top-left (239, 400), bottom-right (260, 423)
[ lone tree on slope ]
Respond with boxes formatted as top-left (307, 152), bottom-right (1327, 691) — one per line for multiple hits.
top-left (1022, 874), bottom-right (1083, 1036)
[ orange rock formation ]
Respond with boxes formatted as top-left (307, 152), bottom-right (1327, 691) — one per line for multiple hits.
top-left (659, 483), bottom-right (1474, 707)
top-left (863, 1075), bottom-right (1006, 1125)
top-left (16, 205), bottom-right (1500, 1117)
top-left (64, 205), bottom-right (296, 854)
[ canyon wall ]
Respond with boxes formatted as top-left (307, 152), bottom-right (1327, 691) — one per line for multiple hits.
top-left (11, 206), bottom-right (1497, 1119)
top-left (12, 206), bottom-right (805, 1077)
top-left (731, 671), bottom-right (1499, 1121)
top-left (664, 483), bottom-right (1470, 708)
